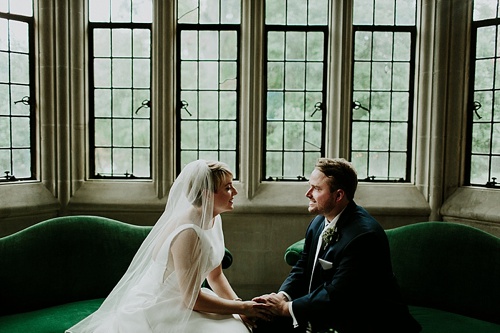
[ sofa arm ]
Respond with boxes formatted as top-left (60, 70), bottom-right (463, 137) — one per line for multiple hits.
top-left (284, 239), bottom-right (305, 266)
top-left (222, 248), bottom-right (233, 269)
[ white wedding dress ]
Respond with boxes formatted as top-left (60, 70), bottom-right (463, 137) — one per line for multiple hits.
top-left (70, 216), bottom-right (250, 333)
top-left (67, 160), bottom-right (250, 333)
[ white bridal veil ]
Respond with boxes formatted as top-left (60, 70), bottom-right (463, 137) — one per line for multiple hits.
top-left (66, 160), bottom-right (223, 333)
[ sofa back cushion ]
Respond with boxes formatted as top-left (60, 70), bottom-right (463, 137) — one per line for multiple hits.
top-left (386, 222), bottom-right (500, 324)
top-left (0, 216), bottom-right (150, 315)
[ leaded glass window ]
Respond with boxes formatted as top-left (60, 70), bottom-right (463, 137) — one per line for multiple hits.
top-left (351, 0), bottom-right (416, 182)
top-left (468, 0), bottom-right (500, 188)
top-left (0, 0), bottom-right (35, 182)
top-left (89, 0), bottom-right (152, 179)
top-left (264, 0), bottom-right (328, 181)
top-left (177, 0), bottom-right (240, 177)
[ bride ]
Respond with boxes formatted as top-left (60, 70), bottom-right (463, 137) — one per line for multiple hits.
top-left (66, 160), bottom-right (269, 333)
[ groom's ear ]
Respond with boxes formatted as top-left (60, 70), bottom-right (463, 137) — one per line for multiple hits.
top-left (335, 189), bottom-right (346, 202)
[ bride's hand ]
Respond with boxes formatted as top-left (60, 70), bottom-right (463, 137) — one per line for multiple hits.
top-left (239, 314), bottom-right (257, 329)
top-left (240, 301), bottom-right (272, 321)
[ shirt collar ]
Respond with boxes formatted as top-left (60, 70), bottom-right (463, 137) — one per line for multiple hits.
top-left (324, 207), bottom-right (346, 230)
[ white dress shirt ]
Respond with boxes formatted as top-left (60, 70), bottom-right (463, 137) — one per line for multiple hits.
top-left (282, 210), bottom-right (344, 331)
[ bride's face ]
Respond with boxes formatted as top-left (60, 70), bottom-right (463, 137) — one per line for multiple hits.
top-left (213, 174), bottom-right (237, 216)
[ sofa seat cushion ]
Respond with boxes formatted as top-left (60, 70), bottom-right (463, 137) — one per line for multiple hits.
top-left (0, 298), bottom-right (103, 333)
top-left (410, 305), bottom-right (500, 333)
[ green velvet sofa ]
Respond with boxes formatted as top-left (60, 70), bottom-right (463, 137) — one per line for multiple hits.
top-left (0, 215), bottom-right (233, 333)
top-left (284, 221), bottom-right (500, 333)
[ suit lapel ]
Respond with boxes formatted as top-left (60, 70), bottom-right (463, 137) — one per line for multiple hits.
top-left (309, 216), bottom-right (324, 259)
top-left (307, 216), bottom-right (326, 292)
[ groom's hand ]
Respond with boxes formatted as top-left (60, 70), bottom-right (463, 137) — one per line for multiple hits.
top-left (252, 293), bottom-right (290, 317)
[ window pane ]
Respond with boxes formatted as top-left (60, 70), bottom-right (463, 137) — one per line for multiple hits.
top-left (354, 31), bottom-right (372, 60)
top-left (283, 122), bottom-right (304, 150)
top-left (90, 0), bottom-right (111, 22)
top-left (133, 29), bottom-right (150, 57)
top-left (265, 0), bottom-right (286, 25)
top-left (89, 1), bottom-right (152, 178)
top-left (474, 0), bottom-right (500, 21)
top-left (374, 0), bottom-right (395, 25)
top-left (369, 151), bottom-right (389, 179)
top-left (221, 0), bottom-right (241, 24)
top-left (94, 29), bottom-right (111, 57)
top-left (267, 122), bottom-right (284, 150)
top-left (393, 33), bottom-right (411, 61)
top-left (351, 0), bottom-right (416, 182)
top-left (0, 11), bottom-right (34, 182)
top-left (285, 63), bottom-right (305, 90)
top-left (220, 91), bottom-right (237, 119)
top-left (371, 92), bottom-right (391, 120)
top-left (352, 122), bottom-right (369, 150)
top-left (199, 61), bottom-right (219, 89)
top-left (396, 0), bottom-right (416, 25)
top-left (353, 0), bottom-right (374, 25)
top-left (5, 0), bottom-right (33, 16)
top-left (220, 31), bottom-right (237, 60)
top-left (284, 152), bottom-right (303, 178)
top-left (389, 152), bottom-right (406, 180)
top-left (12, 148), bottom-right (30, 178)
top-left (9, 20), bottom-right (28, 53)
top-left (307, 31), bottom-right (324, 61)
top-left (472, 123), bottom-right (491, 154)
top-left (468, 8), bottom-right (500, 187)
top-left (133, 119), bottom-right (150, 147)
top-left (133, 59), bottom-right (150, 88)
top-left (95, 119), bottom-right (112, 146)
top-left (10, 53), bottom-right (29, 84)
top-left (265, 1), bottom-right (328, 180)
top-left (308, 0), bottom-right (328, 25)
top-left (132, 0), bottom-right (152, 22)
top-left (372, 32), bottom-right (393, 61)
top-left (220, 121), bottom-right (237, 150)
top-left (470, 155), bottom-right (489, 184)
top-left (199, 91), bottom-right (218, 119)
top-left (11, 84), bottom-right (30, 116)
top-left (111, 0), bottom-right (132, 22)
top-left (371, 62), bottom-right (392, 90)
top-left (287, 1), bottom-right (307, 25)
top-left (113, 89), bottom-right (132, 117)
top-left (178, 0), bottom-right (240, 24)
top-left (178, 11), bottom-right (240, 176)
top-left (133, 148), bottom-right (150, 177)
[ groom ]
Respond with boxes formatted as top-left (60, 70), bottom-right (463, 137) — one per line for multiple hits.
top-left (253, 158), bottom-right (421, 333)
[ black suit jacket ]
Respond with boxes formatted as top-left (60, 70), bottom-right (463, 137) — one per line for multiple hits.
top-left (279, 201), bottom-right (421, 333)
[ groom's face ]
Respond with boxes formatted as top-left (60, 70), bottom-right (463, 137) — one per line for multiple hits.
top-left (305, 168), bottom-right (337, 220)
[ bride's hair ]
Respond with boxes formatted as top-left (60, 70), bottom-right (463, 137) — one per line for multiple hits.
top-left (186, 161), bottom-right (232, 206)
top-left (207, 161), bottom-right (233, 192)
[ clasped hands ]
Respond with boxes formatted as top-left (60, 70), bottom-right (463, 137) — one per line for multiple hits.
top-left (240, 292), bottom-right (290, 328)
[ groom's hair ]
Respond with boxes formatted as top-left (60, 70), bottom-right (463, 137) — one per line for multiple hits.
top-left (315, 157), bottom-right (358, 201)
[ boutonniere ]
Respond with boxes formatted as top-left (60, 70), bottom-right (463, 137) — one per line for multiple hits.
top-left (322, 225), bottom-right (339, 250)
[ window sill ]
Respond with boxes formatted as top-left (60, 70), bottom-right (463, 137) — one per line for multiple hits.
top-left (440, 186), bottom-right (500, 236)
top-left (68, 180), bottom-right (431, 218)
top-left (1, 180), bottom-right (431, 230)
top-left (0, 182), bottom-right (60, 236)
top-left (67, 180), bottom-right (166, 224)
top-left (234, 182), bottom-right (431, 223)
top-left (0, 182), bottom-right (60, 219)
